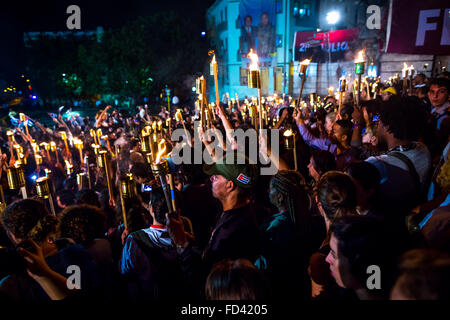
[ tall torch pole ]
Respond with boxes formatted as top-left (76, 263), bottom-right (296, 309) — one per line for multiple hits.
top-left (210, 52), bottom-right (220, 111)
top-left (354, 50), bottom-right (365, 109)
top-left (297, 59), bottom-right (311, 110)
top-left (402, 63), bottom-right (409, 95)
top-left (338, 77), bottom-right (347, 115)
top-left (247, 49), bottom-right (262, 132)
top-left (197, 76), bottom-right (206, 131)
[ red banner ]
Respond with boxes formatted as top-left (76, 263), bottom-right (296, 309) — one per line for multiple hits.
top-left (294, 28), bottom-right (359, 47)
top-left (294, 28), bottom-right (359, 62)
top-left (386, 0), bottom-right (450, 54)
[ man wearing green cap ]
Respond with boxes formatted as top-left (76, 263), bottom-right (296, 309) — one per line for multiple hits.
top-left (166, 152), bottom-right (261, 293)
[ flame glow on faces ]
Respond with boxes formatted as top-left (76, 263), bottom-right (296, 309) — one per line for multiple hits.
top-left (248, 49), bottom-right (259, 71)
top-left (355, 50), bottom-right (365, 63)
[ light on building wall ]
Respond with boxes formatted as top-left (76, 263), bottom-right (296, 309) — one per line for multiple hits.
top-left (326, 11), bottom-right (340, 25)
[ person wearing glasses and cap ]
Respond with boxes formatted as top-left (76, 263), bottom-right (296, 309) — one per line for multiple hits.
top-left (165, 152), bottom-right (261, 296)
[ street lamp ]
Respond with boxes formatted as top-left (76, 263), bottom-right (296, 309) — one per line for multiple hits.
top-left (326, 11), bottom-right (340, 25)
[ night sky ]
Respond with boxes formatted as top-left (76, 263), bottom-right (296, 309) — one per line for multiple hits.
top-left (0, 0), bottom-right (215, 82)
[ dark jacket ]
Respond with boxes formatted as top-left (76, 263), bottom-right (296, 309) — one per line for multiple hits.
top-left (178, 204), bottom-right (261, 296)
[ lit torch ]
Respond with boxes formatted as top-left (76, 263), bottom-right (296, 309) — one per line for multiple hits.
top-left (297, 58), bottom-right (311, 109)
top-left (354, 50), bottom-right (365, 108)
top-left (338, 76), bottom-right (347, 115)
top-left (176, 109), bottom-right (190, 142)
top-left (40, 142), bottom-right (51, 161)
top-left (74, 138), bottom-right (84, 166)
top-left (35, 176), bottom-right (56, 215)
top-left (19, 113), bottom-right (30, 138)
top-left (98, 150), bottom-right (114, 205)
top-left (6, 130), bottom-right (15, 162)
top-left (196, 76), bottom-right (206, 130)
top-left (7, 161), bottom-right (27, 198)
top-left (210, 51), bottom-right (220, 112)
top-left (119, 173), bottom-right (137, 229)
top-left (60, 131), bottom-right (71, 163)
top-left (151, 144), bottom-right (174, 214)
top-left (408, 65), bottom-right (415, 95)
top-left (284, 129), bottom-right (297, 171)
top-left (247, 49), bottom-right (263, 132)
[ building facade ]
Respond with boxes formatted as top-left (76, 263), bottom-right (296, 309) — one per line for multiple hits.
top-left (206, 0), bottom-right (449, 99)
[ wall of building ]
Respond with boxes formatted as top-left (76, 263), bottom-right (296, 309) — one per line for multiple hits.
top-left (207, 0), bottom-right (450, 100)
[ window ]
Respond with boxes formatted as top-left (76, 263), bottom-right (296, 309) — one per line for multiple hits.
top-left (276, 0), bottom-right (283, 13)
top-left (240, 68), bottom-right (248, 86)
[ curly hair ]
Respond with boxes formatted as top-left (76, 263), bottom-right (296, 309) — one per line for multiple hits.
top-left (59, 205), bottom-right (106, 246)
top-left (316, 171), bottom-right (358, 222)
top-left (1, 199), bottom-right (57, 243)
top-left (379, 96), bottom-right (428, 141)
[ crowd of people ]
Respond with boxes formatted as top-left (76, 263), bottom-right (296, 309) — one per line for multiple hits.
top-left (0, 71), bottom-right (449, 301)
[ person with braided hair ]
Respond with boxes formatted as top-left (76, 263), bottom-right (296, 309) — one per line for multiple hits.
top-left (0, 199), bottom-right (100, 300)
top-left (255, 170), bottom-right (314, 300)
top-left (308, 171), bottom-right (359, 300)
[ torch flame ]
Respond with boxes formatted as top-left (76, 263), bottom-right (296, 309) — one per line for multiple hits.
top-left (283, 129), bottom-right (293, 137)
top-left (300, 58), bottom-right (311, 66)
top-left (64, 160), bottom-right (71, 168)
top-left (154, 142), bottom-right (167, 164)
top-left (247, 49), bottom-right (259, 71)
top-left (211, 54), bottom-right (216, 64)
top-left (40, 142), bottom-right (49, 150)
top-left (175, 110), bottom-right (183, 122)
top-left (402, 63), bottom-right (409, 77)
top-left (355, 50), bottom-right (365, 63)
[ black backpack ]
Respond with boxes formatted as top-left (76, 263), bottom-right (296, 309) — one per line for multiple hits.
top-left (130, 230), bottom-right (189, 300)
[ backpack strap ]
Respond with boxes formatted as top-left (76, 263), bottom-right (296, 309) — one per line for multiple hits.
top-left (130, 230), bottom-right (159, 257)
top-left (389, 152), bottom-right (422, 192)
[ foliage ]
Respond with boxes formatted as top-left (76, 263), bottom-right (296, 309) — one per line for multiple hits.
top-left (24, 12), bottom-right (209, 106)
